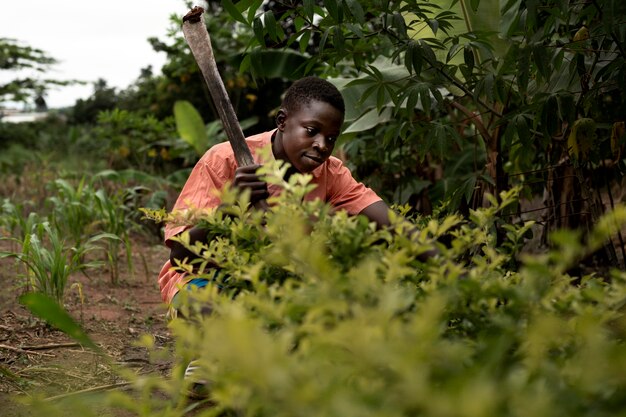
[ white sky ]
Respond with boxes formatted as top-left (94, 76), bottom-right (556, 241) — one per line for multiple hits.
top-left (1, 1), bottom-right (191, 109)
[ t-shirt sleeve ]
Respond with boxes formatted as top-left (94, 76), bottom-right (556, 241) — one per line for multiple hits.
top-left (326, 159), bottom-right (382, 215)
top-left (164, 151), bottom-right (234, 245)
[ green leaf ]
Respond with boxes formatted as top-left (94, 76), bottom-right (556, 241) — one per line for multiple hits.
top-left (517, 46), bottom-right (530, 94)
top-left (446, 43), bottom-right (463, 62)
top-left (412, 44), bottom-right (424, 75)
top-left (299, 31), bottom-right (312, 53)
top-left (325, 0), bottom-right (340, 22)
top-left (333, 25), bottom-right (345, 52)
top-left (392, 13), bottom-right (408, 39)
top-left (376, 84), bottom-right (387, 111)
top-left (427, 19), bottom-right (439, 35)
top-left (247, 49), bottom-right (309, 80)
top-left (344, 107), bottom-right (393, 133)
top-left (19, 292), bottom-right (101, 352)
top-left (222, 0), bottom-right (247, 25)
top-left (533, 45), bottom-right (549, 82)
top-left (541, 94), bottom-right (559, 136)
top-left (320, 27), bottom-right (331, 53)
top-left (417, 83), bottom-right (432, 115)
top-left (253, 16), bottom-right (266, 47)
top-left (240, 54), bottom-right (252, 74)
top-left (462, 175), bottom-right (478, 202)
top-left (464, 45), bottom-right (475, 72)
top-left (344, 0), bottom-right (365, 23)
top-left (247, 0), bottom-right (264, 23)
top-left (174, 100), bottom-right (207, 156)
top-left (304, 0), bottom-right (315, 21)
top-left (557, 92), bottom-right (575, 124)
top-left (264, 11), bottom-right (278, 42)
top-left (514, 114), bottom-right (530, 145)
top-left (500, 0), bottom-right (521, 35)
top-left (346, 23), bottom-right (364, 38)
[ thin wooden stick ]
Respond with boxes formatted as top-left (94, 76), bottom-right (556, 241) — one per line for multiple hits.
top-left (19, 342), bottom-right (81, 350)
top-left (0, 344), bottom-right (55, 357)
top-left (44, 381), bottom-right (131, 402)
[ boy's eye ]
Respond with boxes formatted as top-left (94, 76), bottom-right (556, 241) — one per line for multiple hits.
top-left (305, 127), bottom-right (317, 136)
top-left (327, 136), bottom-right (337, 144)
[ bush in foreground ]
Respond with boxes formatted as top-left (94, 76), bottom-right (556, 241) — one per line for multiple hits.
top-left (23, 159), bottom-right (626, 417)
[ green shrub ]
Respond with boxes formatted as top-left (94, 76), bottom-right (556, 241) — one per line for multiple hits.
top-left (21, 159), bottom-right (626, 416)
top-left (0, 221), bottom-right (116, 303)
top-left (89, 109), bottom-right (177, 173)
top-left (47, 178), bottom-right (100, 248)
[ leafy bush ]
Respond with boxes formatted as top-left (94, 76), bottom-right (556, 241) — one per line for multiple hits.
top-left (0, 221), bottom-right (115, 303)
top-left (1, 171), bottom-right (156, 296)
top-left (88, 109), bottom-right (177, 173)
top-left (19, 157), bottom-right (626, 416)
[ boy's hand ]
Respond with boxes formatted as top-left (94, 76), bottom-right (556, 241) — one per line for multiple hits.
top-left (234, 164), bottom-right (269, 205)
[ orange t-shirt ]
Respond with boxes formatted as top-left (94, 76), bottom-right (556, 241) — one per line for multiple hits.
top-left (157, 129), bottom-right (381, 303)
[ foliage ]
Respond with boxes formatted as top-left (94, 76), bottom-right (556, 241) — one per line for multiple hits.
top-left (0, 220), bottom-right (115, 303)
top-left (0, 113), bottom-right (71, 150)
top-left (19, 157), bottom-right (626, 416)
top-left (93, 188), bottom-right (134, 284)
top-left (47, 178), bottom-right (100, 248)
top-left (0, 170), bottom-right (160, 294)
top-left (213, 0), bottom-right (626, 222)
top-left (70, 79), bottom-right (119, 124)
top-left (19, 292), bottom-right (100, 351)
top-left (88, 108), bottom-right (177, 173)
top-left (0, 38), bottom-right (70, 106)
top-left (174, 99), bottom-right (260, 159)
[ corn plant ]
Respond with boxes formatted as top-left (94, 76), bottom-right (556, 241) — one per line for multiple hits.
top-left (93, 188), bottom-right (133, 284)
top-left (1, 199), bottom-right (41, 280)
top-left (0, 221), bottom-right (119, 303)
top-left (47, 178), bottom-right (99, 248)
top-left (1, 198), bottom-right (40, 242)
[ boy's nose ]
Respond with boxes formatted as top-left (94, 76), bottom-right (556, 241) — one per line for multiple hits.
top-left (313, 136), bottom-right (329, 153)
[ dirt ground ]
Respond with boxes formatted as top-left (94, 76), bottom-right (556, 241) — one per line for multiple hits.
top-left (0, 236), bottom-right (174, 415)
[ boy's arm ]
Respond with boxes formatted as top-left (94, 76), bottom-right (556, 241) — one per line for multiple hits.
top-left (169, 163), bottom-right (268, 269)
top-left (359, 200), bottom-right (391, 228)
top-left (169, 226), bottom-right (218, 271)
top-left (360, 200), bottom-right (438, 262)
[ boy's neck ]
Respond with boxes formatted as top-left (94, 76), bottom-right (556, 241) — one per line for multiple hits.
top-left (271, 129), bottom-right (298, 180)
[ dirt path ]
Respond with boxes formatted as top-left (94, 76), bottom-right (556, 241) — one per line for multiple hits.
top-left (0, 238), bottom-right (173, 415)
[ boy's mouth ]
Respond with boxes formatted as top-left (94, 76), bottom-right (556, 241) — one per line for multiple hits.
top-left (304, 153), bottom-right (324, 164)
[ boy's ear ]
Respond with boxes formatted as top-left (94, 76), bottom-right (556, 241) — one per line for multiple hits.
top-left (276, 109), bottom-right (287, 130)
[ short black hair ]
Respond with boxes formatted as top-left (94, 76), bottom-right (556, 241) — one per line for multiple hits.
top-left (281, 76), bottom-right (345, 115)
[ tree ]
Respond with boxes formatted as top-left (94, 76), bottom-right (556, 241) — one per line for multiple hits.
top-left (71, 79), bottom-right (118, 124)
top-left (0, 38), bottom-right (68, 106)
top-left (206, 0), bottom-right (626, 263)
top-left (225, 3), bottom-right (624, 198)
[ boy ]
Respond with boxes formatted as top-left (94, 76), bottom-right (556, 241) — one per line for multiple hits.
top-left (158, 76), bottom-right (391, 309)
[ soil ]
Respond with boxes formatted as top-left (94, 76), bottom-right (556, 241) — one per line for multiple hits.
top-left (0, 236), bottom-right (174, 416)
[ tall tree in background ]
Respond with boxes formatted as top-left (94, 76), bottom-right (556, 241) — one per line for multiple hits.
top-left (225, 0), bottom-right (625, 210)
top-left (205, 0), bottom-right (626, 263)
top-left (0, 38), bottom-right (68, 108)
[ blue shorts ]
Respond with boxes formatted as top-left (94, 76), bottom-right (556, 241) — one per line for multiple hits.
top-left (170, 278), bottom-right (210, 311)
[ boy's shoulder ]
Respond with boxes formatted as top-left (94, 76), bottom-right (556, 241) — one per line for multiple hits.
top-left (200, 130), bottom-right (274, 164)
top-left (246, 130), bottom-right (274, 149)
top-left (320, 155), bottom-right (346, 172)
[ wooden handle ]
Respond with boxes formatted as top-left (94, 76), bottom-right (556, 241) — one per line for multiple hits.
top-left (182, 7), bottom-right (254, 167)
top-left (182, 7), bottom-right (269, 211)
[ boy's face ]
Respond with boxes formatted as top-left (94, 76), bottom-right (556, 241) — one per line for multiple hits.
top-left (276, 99), bottom-right (344, 173)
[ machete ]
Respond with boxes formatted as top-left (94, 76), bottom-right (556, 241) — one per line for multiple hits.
top-left (182, 7), bottom-right (269, 210)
